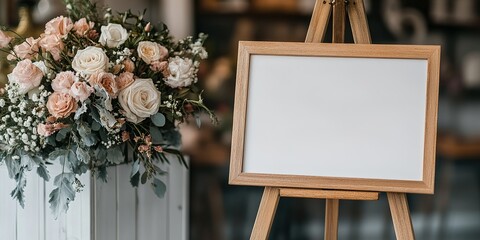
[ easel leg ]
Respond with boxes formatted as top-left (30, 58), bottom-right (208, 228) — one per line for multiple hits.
top-left (324, 199), bottom-right (339, 240)
top-left (387, 193), bottom-right (415, 240)
top-left (250, 187), bottom-right (280, 240)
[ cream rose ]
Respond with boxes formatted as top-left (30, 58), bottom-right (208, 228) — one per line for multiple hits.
top-left (137, 41), bottom-right (168, 64)
top-left (72, 46), bottom-right (108, 76)
top-left (45, 16), bottom-right (73, 38)
top-left (52, 71), bottom-right (75, 93)
top-left (70, 81), bottom-right (93, 101)
top-left (118, 78), bottom-right (161, 123)
top-left (46, 92), bottom-right (78, 118)
top-left (38, 34), bottom-right (64, 61)
top-left (164, 56), bottom-right (195, 88)
top-left (0, 30), bottom-right (13, 48)
top-left (99, 23), bottom-right (129, 48)
top-left (7, 59), bottom-right (44, 95)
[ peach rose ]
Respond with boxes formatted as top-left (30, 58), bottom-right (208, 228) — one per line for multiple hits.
top-left (0, 30), bottom-right (13, 48)
top-left (70, 81), bottom-right (93, 101)
top-left (52, 71), bottom-right (75, 93)
top-left (12, 37), bottom-right (39, 60)
top-left (89, 71), bottom-right (118, 97)
top-left (121, 131), bottom-right (130, 142)
top-left (7, 59), bottom-right (44, 94)
top-left (73, 18), bottom-right (94, 36)
top-left (45, 16), bottom-right (73, 38)
top-left (115, 72), bottom-right (134, 91)
top-left (38, 34), bottom-right (64, 61)
top-left (150, 60), bottom-right (168, 73)
top-left (46, 92), bottom-right (78, 118)
top-left (37, 123), bottom-right (56, 137)
top-left (137, 41), bottom-right (168, 64)
top-left (123, 59), bottom-right (135, 73)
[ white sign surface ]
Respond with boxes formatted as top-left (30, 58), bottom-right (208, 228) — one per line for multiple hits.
top-left (243, 55), bottom-right (428, 181)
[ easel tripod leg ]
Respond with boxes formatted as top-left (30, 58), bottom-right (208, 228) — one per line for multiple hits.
top-left (387, 192), bottom-right (416, 240)
top-left (250, 187), bottom-right (281, 240)
top-left (324, 199), bottom-right (340, 240)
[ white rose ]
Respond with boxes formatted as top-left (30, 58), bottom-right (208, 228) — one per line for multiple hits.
top-left (191, 42), bottom-right (208, 59)
top-left (118, 78), bottom-right (161, 124)
top-left (137, 41), bottom-right (168, 64)
top-left (72, 46), bottom-right (109, 76)
top-left (164, 56), bottom-right (195, 88)
top-left (99, 23), bottom-right (129, 48)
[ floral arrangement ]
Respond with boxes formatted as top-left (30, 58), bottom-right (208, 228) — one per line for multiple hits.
top-left (0, 0), bottom-right (215, 216)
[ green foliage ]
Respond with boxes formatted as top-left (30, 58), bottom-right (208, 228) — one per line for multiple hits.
top-left (152, 178), bottom-right (166, 198)
top-left (151, 113), bottom-right (166, 127)
top-left (49, 173), bottom-right (76, 218)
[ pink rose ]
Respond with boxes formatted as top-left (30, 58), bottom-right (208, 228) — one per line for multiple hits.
top-left (37, 123), bottom-right (56, 137)
top-left (51, 71), bottom-right (75, 93)
top-left (89, 71), bottom-right (118, 97)
top-left (115, 72), bottom-right (135, 91)
top-left (38, 34), bottom-right (64, 61)
top-left (46, 92), bottom-right (78, 118)
top-left (0, 30), bottom-right (13, 48)
top-left (70, 81), bottom-right (93, 101)
top-left (45, 16), bottom-right (73, 38)
top-left (7, 59), bottom-right (44, 94)
top-left (150, 60), bottom-right (169, 73)
top-left (73, 18), bottom-right (94, 36)
top-left (144, 22), bottom-right (152, 32)
top-left (13, 37), bottom-right (39, 60)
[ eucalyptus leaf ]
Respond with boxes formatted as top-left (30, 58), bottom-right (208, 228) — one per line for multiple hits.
top-left (37, 165), bottom-right (50, 181)
top-left (91, 121), bottom-right (101, 131)
top-left (74, 102), bottom-right (88, 120)
top-left (77, 123), bottom-right (97, 147)
top-left (56, 127), bottom-right (71, 142)
top-left (106, 146), bottom-right (124, 164)
top-left (49, 174), bottom-right (76, 218)
top-left (130, 172), bottom-right (140, 187)
top-left (4, 155), bottom-right (20, 179)
top-left (10, 168), bottom-right (26, 208)
top-left (76, 147), bottom-right (90, 163)
top-left (131, 160), bottom-right (140, 178)
top-left (141, 172), bottom-right (148, 184)
top-left (151, 113), bottom-right (166, 127)
top-left (97, 166), bottom-right (108, 182)
top-left (149, 126), bottom-right (163, 144)
top-left (152, 178), bottom-right (166, 198)
top-left (49, 149), bottom-right (68, 161)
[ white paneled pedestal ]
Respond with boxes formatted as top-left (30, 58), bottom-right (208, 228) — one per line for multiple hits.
top-left (0, 158), bottom-right (189, 240)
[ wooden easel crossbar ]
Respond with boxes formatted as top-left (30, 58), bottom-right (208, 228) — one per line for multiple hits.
top-left (249, 0), bottom-right (416, 239)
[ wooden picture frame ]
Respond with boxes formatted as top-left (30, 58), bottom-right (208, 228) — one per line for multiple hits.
top-left (229, 41), bottom-right (441, 194)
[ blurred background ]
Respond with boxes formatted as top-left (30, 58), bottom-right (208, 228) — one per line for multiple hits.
top-left (1, 0), bottom-right (480, 239)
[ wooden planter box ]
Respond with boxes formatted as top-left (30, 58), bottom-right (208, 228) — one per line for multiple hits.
top-left (0, 160), bottom-right (189, 240)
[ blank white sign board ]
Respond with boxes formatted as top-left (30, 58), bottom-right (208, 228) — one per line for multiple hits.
top-left (244, 55), bottom-right (427, 181)
top-left (230, 42), bottom-right (440, 194)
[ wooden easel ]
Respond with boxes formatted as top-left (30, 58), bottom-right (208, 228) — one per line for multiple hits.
top-left (250, 0), bottom-right (415, 239)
